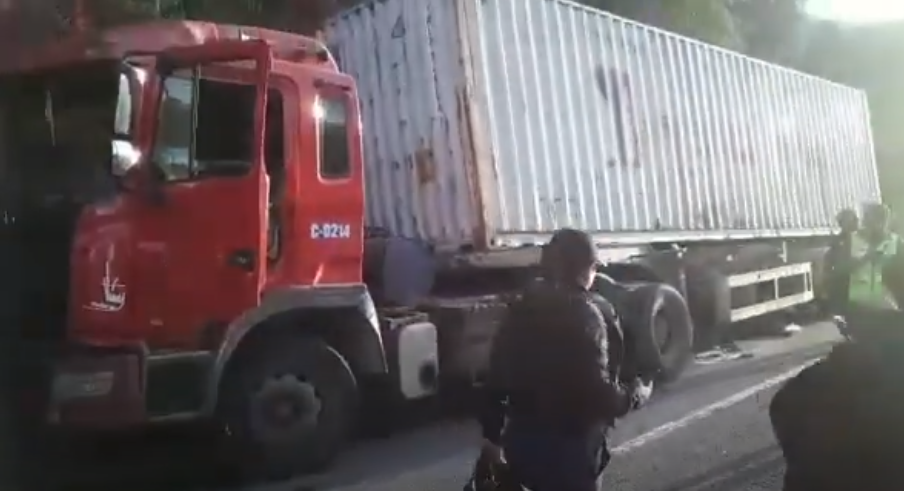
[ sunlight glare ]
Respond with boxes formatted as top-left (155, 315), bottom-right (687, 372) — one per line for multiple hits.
top-left (807, 0), bottom-right (904, 23)
top-left (808, 0), bottom-right (904, 23)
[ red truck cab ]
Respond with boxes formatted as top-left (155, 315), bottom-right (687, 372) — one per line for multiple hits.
top-left (0, 21), bottom-right (419, 476)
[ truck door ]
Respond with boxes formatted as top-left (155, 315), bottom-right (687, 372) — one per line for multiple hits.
top-left (147, 41), bottom-right (272, 340)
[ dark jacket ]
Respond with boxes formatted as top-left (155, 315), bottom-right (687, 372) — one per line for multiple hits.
top-left (771, 326), bottom-right (904, 491)
top-left (824, 231), bottom-right (854, 310)
top-left (479, 280), bottom-right (630, 444)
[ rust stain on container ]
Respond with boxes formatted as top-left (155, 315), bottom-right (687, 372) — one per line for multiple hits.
top-left (414, 144), bottom-right (436, 185)
top-left (453, 0), bottom-right (494, 250)
top-left (456, 88), bottom-right (486, 246)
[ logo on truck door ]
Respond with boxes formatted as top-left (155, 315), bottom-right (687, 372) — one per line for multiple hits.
top-left (85, 244), bottom-right (126, 312)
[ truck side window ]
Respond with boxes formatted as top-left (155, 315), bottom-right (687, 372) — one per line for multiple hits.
top-left (194, 79), bottom-right (255, 177)
top-left (316, 95), bottom-right (350, 179)
top-left (153, 72), bottom-right (259, 181)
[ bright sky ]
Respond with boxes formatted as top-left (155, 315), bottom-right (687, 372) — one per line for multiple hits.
top-left (807, 0), bottom-right (904, 23)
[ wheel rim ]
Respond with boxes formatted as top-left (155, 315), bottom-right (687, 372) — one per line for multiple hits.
top-left (249, 374), bottom-right (322, 444)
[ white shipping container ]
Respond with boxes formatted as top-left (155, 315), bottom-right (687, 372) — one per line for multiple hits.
top-left (326, 0), bottom-right (881, 251)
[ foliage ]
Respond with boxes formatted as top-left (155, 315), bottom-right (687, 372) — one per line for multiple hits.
top-left (581, 0), bottom-right (741, 47)
top-left (661, 0), bottom-right (741, 48)
top-left (12, 0), bottom-right (803, 50)
top-left (727, 0), bottom-right (808, 63)
top-left (794, 20), bottom-right (904, 214)
top-left (82, 0), bottom-right (363, 31)
top-left (577, 0), bottom-right (811, 59)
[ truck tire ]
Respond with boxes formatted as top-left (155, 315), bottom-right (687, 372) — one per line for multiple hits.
top-left (591, 272), bottom-right (629, 304)
top-left (624, 282), bottom-right (694, 381)
top-left (218, 335), bottom-right (358, 478)
top-left (684, 266), bottom-right (731, 351)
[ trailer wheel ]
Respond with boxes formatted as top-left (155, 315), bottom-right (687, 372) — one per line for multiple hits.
top-left (625, 283), bottom-right (694, 381)
top-left (218, 335), bottom-right (358, 478)
top-left (685, 266), bottom-right (732, 351)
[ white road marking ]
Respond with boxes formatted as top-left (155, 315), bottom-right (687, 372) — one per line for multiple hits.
top-left (324, 359), bottom-right (819, 491)
top-left (612, 360), bottom-right (816, 453)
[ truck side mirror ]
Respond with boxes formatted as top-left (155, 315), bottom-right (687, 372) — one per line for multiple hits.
top-left (111, 139), bottom-right (141, 178)
top-left (111, 71), bottom-right (141, 178)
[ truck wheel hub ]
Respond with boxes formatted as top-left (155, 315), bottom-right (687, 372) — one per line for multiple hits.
top-left (250, 374), bottom-right (322, 442)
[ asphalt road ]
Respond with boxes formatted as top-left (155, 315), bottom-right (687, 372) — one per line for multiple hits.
top-left (53, 323), bottom-right (839, 491)
top-left (251, 322), bottom-right (839, 491)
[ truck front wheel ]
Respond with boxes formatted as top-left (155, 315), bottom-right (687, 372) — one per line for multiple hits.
top-left (218, 335), bottom-right (358, 478)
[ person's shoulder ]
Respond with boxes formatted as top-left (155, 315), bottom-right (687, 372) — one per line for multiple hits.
top-left (557, 290), bottom-right (608, 336)
top-left (519, 281), bottom-right (603, 318)
top-left (585, 289), bottom-right (618, 317)
top-left (822, 336), bottom-right (904, 376)
top-left (511, 279), bottom-right (550, 308)
top-left (506, 280), bottom-right (567, 320)
top-left (518, 279), bottom-right (572, 302)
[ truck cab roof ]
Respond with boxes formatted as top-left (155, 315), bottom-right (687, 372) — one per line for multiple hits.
top-left (0, 20), bottom-right (338, 74)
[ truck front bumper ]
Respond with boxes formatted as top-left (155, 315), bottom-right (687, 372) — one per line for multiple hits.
top-left (48, 350), bottom-right (146, 429)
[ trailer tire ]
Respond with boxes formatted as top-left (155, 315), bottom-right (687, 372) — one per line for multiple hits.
top-left (685, 266), bottom-right (732, 351)
top-left (218, 335), bottom-right (358, 478)
top-left (625, 282), bottom-right (694, 381)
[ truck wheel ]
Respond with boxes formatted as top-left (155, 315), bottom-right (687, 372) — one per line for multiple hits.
top-left (685, 266), bottom-right (731, 351)
top-left (591, 272), bottom-right (629, 304)
top-left (626, 283), bottom-right (694, 381)
top-left (219, 335), bottom-right (358, 478)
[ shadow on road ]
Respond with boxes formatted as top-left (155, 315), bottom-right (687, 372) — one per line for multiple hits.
top-left (654, 445), bottom-right (785, 491)
top-left (658, 341), bottom-right (833, 399)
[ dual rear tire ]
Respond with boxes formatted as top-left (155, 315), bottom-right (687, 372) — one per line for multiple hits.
top-left (593, 274), bottom-right (696, 382)
top-left (621, 282), bottom-right (695, 382)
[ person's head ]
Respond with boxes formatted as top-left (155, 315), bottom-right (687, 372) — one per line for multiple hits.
top-left (540, 228), bottom-right (598, 289)
top-left (862, 202), bottom-right (889, 236)
top-left (837, 208), bottom-right (858, 233)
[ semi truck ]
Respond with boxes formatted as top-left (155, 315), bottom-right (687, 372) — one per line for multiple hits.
top-left (0, 0), bottom-right (878, 479)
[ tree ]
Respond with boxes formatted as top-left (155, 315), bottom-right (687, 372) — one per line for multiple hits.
top-left (795, 20), bottom-right (904, 213)
top-left (580, 0), bottom-right (811, 59)
top-left (728, 0), bottom-right (807, 63)
top-left (581, 0), bottom-right (741, 48)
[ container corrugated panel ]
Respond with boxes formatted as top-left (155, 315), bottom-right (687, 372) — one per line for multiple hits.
top-left (326, 0), bottom-right (482, 251)
top-left (327, 0), bottom-right (881, 251)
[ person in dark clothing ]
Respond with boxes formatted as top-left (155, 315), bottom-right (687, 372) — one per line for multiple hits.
top-left (771, 204), bottom-right (904, 491)
top-left (0, 143), bottom-right (82, 491)
top-left (823, 207), bottom-right (858, 316)
top-left (771, 328), bottom-right (904, 491)
top-left (828, 203), bottom-right (901, 339)
top-left (478, 228), bottom-right (653, 491)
